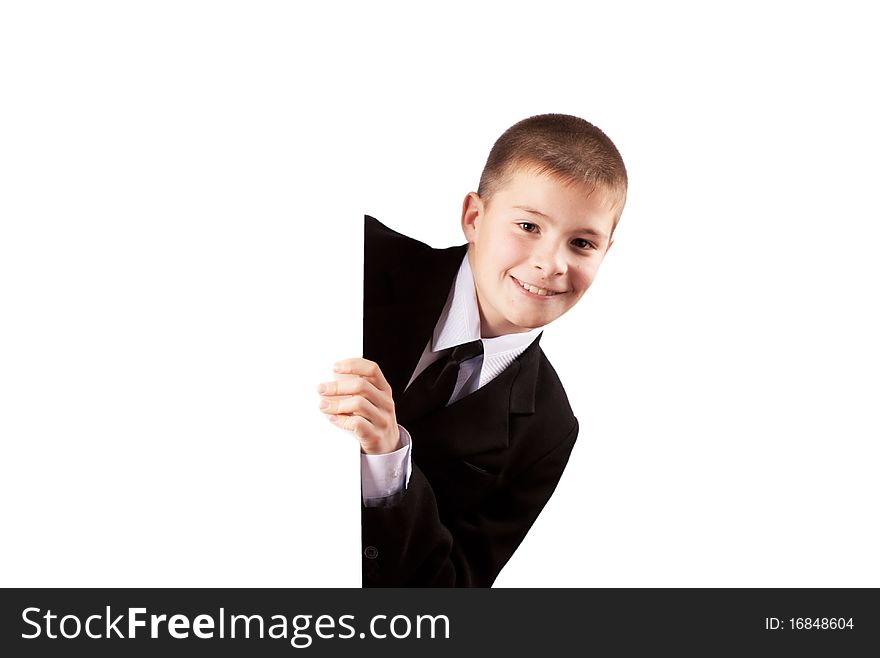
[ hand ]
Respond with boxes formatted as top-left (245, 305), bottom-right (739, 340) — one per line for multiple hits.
top-left (317, 358), bottom-right (401, 455)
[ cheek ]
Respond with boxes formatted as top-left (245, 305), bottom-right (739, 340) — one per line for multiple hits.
top-left (571, 265), bottom-right (597, 292)
top-left (487, 241), bottom-right (528, 276)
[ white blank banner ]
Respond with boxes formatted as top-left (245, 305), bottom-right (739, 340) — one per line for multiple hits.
top-left (1, 3), bottom-right (361, 586)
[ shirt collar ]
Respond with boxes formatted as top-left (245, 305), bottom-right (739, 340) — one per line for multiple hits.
top-left (432, 252), bottom-right (543, 359)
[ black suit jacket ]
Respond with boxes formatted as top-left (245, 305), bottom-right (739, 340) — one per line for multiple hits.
top-left (362, 216), bottom-right (578, 587)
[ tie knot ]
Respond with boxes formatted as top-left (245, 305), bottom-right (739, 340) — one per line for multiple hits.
top-left (450, 339), bottom-right (483, 365)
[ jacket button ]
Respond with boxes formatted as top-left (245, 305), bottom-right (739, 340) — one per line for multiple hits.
top-left (364, 546), bottom-right (379, 559)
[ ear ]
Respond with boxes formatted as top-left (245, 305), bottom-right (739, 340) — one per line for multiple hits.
top-left (605, 238), bottom-right (614, 255)
top-left (460, 192), bottom-right (482, 243)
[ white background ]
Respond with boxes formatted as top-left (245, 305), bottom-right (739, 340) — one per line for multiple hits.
top-left (3, 2), bottom-right (878, 587)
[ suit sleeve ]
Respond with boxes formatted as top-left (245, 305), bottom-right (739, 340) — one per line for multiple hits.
top-left (361, 419), bottom-right (578, 587)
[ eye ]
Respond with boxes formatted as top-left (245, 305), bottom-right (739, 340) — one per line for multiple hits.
top-left (517, 222), bottom-right (538, 233)
top-left (571, 238), bottom-right (596, 250)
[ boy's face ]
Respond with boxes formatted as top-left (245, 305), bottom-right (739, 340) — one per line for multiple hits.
top-left (462, 166), bottom-right (616, 337)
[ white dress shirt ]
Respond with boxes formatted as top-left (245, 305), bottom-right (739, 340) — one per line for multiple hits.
top-left (361, 252), bottom-right (542, 505)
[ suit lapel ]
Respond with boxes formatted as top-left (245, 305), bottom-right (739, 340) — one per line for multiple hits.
top-left (405, 333), bottom-right (543, 460)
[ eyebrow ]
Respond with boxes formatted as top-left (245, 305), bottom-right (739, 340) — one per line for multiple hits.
top-left (514, 205), bottom-right (552, 219)
top-left (513, 205), bottom-right (609, 242)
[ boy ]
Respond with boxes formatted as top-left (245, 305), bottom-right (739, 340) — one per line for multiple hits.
top-left (318, 114), bottom-right (627, 587)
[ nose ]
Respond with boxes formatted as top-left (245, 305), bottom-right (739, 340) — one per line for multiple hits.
top-left (531, 240), bottom-right (567, 278)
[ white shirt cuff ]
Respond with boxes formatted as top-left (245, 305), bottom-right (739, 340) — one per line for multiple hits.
top-left (361, 425), bottom-right (412, 505)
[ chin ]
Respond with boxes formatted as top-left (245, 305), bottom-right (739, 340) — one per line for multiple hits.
top-left (506, 314), bottom-right (553, 331)
top-left (518, 307), bottom-right (572, 328)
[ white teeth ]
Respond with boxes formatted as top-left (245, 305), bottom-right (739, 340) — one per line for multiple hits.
top-left (515, 278), bottom-right (559, 296)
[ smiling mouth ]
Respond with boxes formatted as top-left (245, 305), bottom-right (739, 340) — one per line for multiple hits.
top-left (511, 276), bottom-right (565, 297)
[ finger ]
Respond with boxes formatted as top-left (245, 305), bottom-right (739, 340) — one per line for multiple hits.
top-left (320, 395), bottom-right (385, 426)
top-left (317, 377), bottom-right (389, 411)
top-left (332, 358), bottom-right (392, 394)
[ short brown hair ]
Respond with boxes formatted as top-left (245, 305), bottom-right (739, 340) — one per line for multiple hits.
top-left (477, 113), bottom-right (628, 232)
